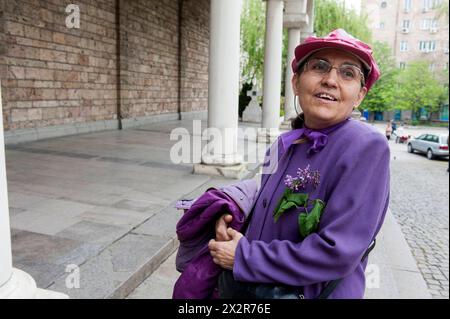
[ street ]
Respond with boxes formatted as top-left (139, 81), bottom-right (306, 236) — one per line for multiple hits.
top-left (387, 134), bottom-right (449, 299)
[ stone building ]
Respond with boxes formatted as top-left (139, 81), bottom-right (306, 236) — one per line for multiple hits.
top-left (0, 0), bottom-right (210, 143)
top-left (362, 0), bottom-right (449, 122)
top-left (0, 0), bottom-right (315, 298)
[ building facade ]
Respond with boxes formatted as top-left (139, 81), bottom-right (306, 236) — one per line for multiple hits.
top-left (0, 0), bottom-right (210, 143)
top-left (362, 0), bottom-right (449, 122)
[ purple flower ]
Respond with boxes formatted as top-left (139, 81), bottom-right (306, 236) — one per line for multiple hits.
top-left (284, 165), bottom-right (320, 192)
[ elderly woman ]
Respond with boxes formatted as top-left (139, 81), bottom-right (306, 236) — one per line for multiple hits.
top-left (208, 29), bottom-right (390, 299)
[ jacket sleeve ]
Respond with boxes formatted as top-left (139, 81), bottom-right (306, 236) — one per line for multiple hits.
top-left (233, 133), bottom-right (390, 286)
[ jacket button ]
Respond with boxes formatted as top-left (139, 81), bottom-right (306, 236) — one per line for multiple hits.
top-left (262, 198), bottom-right (267, 208)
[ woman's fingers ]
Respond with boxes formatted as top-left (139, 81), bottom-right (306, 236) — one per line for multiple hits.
top-left (215, 214), bottom-right (232, 241)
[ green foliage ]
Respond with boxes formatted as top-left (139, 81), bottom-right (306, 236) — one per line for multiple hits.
top-left (298, 199), bottom-right (325, 239)
top-left (360, 42), bottom-right (399, 112)
top-left (314, 0), bottom-right (372, 43)
top-left (396, 61), bottom-right (447, 119)
top-left (240, 0), bottom-right (266, 84)
top-left (435, 0), bottom-right (449, 23)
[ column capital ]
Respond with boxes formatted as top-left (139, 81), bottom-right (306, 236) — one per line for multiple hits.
top-left (283, 13), bottom-right (309, 29)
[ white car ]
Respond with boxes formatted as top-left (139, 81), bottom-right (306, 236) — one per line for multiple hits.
top-left (407, 133), bottom-right (449, 160)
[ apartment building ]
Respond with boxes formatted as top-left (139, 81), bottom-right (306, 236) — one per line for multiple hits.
top-left (362, 0), bottom-right (449, 122)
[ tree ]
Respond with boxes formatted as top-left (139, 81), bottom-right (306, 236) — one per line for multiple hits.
top-left (314, 0), bottom-right (372, 43)
top-left (435, 0), bottom-right (449, 23)
top-left (360, 41), bottom-right (399, 112)
top-left (395, 61), bottom-right (446, 119)
top-left (240, 0), bottom-right (266, 85)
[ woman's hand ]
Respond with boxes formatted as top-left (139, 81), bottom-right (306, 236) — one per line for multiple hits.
top-left (215, 214), bottom-right (233, 241)
top-left (208, 228), bottom-right (243, 270)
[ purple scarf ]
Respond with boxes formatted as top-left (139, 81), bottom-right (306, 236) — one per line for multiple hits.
top-left (281, 118), bottom-right (350, 155)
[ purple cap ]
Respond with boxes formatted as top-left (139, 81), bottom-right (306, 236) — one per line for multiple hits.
top-left (291, 29), bottom-right (381, 91)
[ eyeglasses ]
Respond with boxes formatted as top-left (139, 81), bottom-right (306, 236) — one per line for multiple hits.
top-left (303, 58), bottom-right (365, 85)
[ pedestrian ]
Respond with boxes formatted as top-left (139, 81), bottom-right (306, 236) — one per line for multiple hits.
top-left (208, 29), bottom-right (390, 299)
top-left (385, 121), bottom-right (393, 140)
top-left (391, 120), bottom-right (397, 134)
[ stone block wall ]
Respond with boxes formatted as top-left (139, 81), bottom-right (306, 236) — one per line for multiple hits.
top-left (0, 0), bottom-right (118, 131)
top-left (180, 0), bottom-right (209, 113)
top-left (119, 0), bottom-right (179, 118)
top-left (0, 0), bottom-right (210, 133)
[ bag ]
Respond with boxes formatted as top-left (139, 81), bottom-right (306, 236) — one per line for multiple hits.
top-left (218, 239), bottom-right (376, 299)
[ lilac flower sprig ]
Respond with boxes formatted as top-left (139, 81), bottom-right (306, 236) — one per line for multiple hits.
top-left (284, 165), bottom-right (320, 192)
top-left (274, 165), bottom-right (325, 239)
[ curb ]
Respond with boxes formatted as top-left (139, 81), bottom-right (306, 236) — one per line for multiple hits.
top-left (365, 210), bottom-right (432, 299)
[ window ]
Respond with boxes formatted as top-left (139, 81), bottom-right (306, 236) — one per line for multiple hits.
top-left (430, 41), bottom-right (436, 51)
top-left (400, 41), bottom-right (409, 51)
top-left (422, 0), bottom-right (432, 11)
top-left (421, 19), bottom-right (431, 30)
top-left (399, 62), bottom-right (406, 69)
top-left (424, 134), bottom-right (434, 141)
top-left (431, 19), bottom-right (438, 29)
top-left (419, 41), bottom-right (437, 52)
top-left (381, 1), bottom-right (387, 8)
top-left (404, 0), bottom-right (412, 12)
top-left (422, 0), bottom-right (440, 11)
top-left (402, 20), bottom-right (410, 28)
top-left (379, 22), bottom-right (385, 29)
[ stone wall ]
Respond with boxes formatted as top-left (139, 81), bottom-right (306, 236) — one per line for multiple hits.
top-left (180, 0), bottom-right (209, 114)
top-left (0, 0), bottom-right (210, 134)
top-left (0, 0), bottom-right (118, 131)
top-left (119, 0), bottom-right (179, 119)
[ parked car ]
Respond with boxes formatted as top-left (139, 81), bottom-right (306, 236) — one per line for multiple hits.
top-left (407, 133), bottom-right (449, 160)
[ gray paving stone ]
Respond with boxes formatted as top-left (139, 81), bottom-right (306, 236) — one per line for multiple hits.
top-left (55, 221), bottom-right (130, 245)
top-left (11, 229), bottom-right (102, 288)
top-left (75, 206), bottom-right (154, 228)
top-left (132, 207), bottom-right (183, 240)
top-left (48, 233), bottom-right (171, 299)
top-left (113, 199), bottom-right (165, 213)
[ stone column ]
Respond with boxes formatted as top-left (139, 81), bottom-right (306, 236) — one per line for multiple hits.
top-left (282, 28), bottom-right (301, 126)
top-left (281, 0), bottom-right (311, 129)
top-left (258, 0), bottom-right (284, 143)
top-left (0, 82), bottom-right (68, 299)
top-left (193, 0), bottom-right (247, 179)
top-left (0, 82), bottom-right (13, 290)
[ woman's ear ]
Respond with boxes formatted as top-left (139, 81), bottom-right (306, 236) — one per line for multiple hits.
top-left (291, 73), bottom-right (299, 95)
top-left (354, 86), bottom-right (368, 108)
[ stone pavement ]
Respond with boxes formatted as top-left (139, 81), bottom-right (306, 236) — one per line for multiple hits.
top-left (372, 123), bottom-right (449, 299)
top-left (6, 119), bottom-right (440, 299)
top-left (6, 119), bottom-right (267, 298)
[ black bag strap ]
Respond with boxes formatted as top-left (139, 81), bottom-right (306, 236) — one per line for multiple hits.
top-left (316, 239), bottom-right (377, 299)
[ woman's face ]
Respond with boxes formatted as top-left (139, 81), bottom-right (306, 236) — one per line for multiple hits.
top-left (292, 48), bottom-right (367, 129)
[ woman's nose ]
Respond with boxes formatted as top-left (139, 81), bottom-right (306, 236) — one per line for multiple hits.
top-left (321, 68), bottom-right (339, 87)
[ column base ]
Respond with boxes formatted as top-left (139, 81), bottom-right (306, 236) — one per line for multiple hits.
top-left (193, 163), bottom-right (248, 179)
top-left (257, 128), bottom-right (280, 143)
top-left (0, 268), bottom-right (68, 299)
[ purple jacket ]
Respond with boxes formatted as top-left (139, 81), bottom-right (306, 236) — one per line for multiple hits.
top-left (234, 119), bottom-right (390, 299)
top-left (172, 180), bottom-right (258, 299)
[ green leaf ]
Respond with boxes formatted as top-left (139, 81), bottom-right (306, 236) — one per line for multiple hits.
top-left (298, 199), bottom-right (326, 239)
top-left (272, 188), bottom-right (292, 218)
top-left (273, 192), bottom-right (309, 223)
top-left (274, 200), bottom-right (298, 222)
top-left (285, 193), bottom-right (309, 206)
